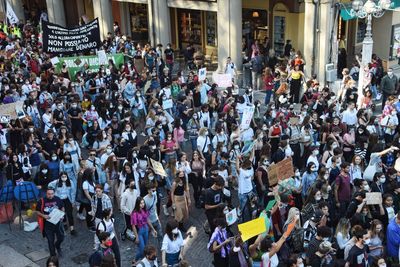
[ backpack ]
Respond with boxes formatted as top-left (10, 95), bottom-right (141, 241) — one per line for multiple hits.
top-left (288, 228), bottom-right (305, 253)
top-left (88, 247), bottom-right (112, 267)
top-left (351, 71), bottom-right (359, 81)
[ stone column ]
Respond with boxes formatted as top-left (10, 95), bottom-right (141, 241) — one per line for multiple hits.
top-left (93, 0), bottom-right (113, 40)
top-left (119, 2), bottom-right (131, 36)
top-left (10, 0), bottom-right (24, 23)
top-left (46, 0), bottom-right (66, 26)
top-left (147, 0), bottom-right (154, 45)
top-left (217, 0), bottom-right (242, 74)
top-left (303, 0), bottom-right (315, 77)
top-left (317, 0), bottom-right (334, 86)
top-left (152, 0), bottom-right (171, 46)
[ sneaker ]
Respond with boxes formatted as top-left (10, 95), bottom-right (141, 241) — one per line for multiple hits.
top-left (162, 204), bottom-right (170, 216)
top-left (140, 132), bottom-right (146, 136)
top-left (376, 93), bottom-right (382, 100)
top-left (120, 232), bottom-right (126, 241)
top-left (77, 213), bottom-right (86, 220)
top-left (70, 229), bottom-right (77, 236)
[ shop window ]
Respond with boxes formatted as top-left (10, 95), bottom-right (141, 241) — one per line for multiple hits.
top-left (178, 9), bottom-right (202, 47)
top-left (242, 9), bottom-right (268, 41)
top-left (130, 3), bottom-right (149, 42)
top-left (206, 12), bottom-right (217, 47)
top-left (356, 18), bottom-right (367, 44)
top-left (390, 24), bottom-right (400, 60)
top-left (273, 16), bottom-right (285, 56)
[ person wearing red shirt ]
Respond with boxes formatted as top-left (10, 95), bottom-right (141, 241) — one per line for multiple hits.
top-left (263, 67), bottom-right (274, 105)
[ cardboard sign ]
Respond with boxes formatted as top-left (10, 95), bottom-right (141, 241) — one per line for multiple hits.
top-left (0, 101), bottom-right (22, 119)
top-left (289, 117), bottom-right (299, 125)
top-left (226, 208), bottom-right (238, 226)
top-left (293, 103), bottom-right (302, 114)
top-left (238, 217), bottom-right (266, 241)
top-left (366, 192), bottom-right (382, 205)
top-left (162, 99), bottom-right (173, 110)
top-left (198, 67), bottom-right (207, 81)
top-left (212, 73), bottom-right (232, 88)
top-left (268, 157), bottom-right (295, 185)
top-left (150, 158), bottom-right (167, 177)
top-left (97, 50), bottom-right (108, 65)
top-left (240, 105), bottom-right (255, 130)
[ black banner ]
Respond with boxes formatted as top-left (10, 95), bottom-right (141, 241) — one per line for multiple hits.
top-left (42, 18), bottom-right (101, 54)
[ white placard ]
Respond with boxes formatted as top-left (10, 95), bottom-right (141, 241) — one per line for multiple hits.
top-left (47, 208), bottom-right (65, 225)
top-left (50, 57), bottom-right (59, 65)
top-left (97, 50), bottom-right (108, 65)
top-left (198, 67), bottom-right (207, 81)
top-left (162, 99), bottom-right (173, 110)
top-left (240, 105), bottom-right (255, 130)
top-left (226, 208), bottom-right (238, 226)
top-left (212, 73), bottom-right (232, 88)
top-left (6, 1), bottom-right (19, 25)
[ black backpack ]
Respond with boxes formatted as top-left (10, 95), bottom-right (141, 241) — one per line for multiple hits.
top-left (288, 228), bottom-right (305, 253)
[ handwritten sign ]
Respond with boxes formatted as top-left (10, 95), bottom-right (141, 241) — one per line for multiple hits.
top-left (289, 117), bottom-right (299, 125)
top-left (0, 101), bottom-right (22, 119)
top-left (198, 67), bottom-right (207, 81)
top-left (238, 217), bottom-right (266, 241)
top-left (212, 73), bottom-right (232, 88)
top-left (293, 103), bottom-right (302, 114)
top-left (150, 159), bottom-right (167, 177)
top-left (268, 157), bottom-right (294, 185)
top-left (97, 50), bottom-right (108, 65)
top-left (240, 105), bottom-right (255, 130)
top-left (366, 192), bottom-right (382, 205)
top-left (226, 208), bottom-right (238, 226)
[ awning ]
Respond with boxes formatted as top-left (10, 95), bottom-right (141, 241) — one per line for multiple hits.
top-left (340, 0), bottom-right (400, 21)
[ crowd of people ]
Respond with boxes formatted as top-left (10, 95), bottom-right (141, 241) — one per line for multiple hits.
top-left (1, 17), bottom-right (400, 267)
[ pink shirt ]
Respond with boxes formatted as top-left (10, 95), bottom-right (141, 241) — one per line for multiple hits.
top-left (131, 209), bottom-right (149, 228)
top-left (174, 127), bottom-right (185, 142)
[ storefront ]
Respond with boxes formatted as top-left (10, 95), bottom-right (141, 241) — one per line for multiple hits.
top-left (128, 3), bottom-right (149, 42)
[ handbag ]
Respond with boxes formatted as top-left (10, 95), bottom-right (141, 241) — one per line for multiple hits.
top-left (76, 187), bottom-right (90, 205)
top-left (37, 198), bottom-right (45, 236)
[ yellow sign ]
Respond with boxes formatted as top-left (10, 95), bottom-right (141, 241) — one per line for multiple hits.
top-left (238, 217), bottom-right (266, 241)
top-left (150, 158), bottom-right (167, 177)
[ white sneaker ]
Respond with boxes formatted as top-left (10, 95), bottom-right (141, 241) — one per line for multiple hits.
top-left (77, 213), bottom-right (86, 220)
top-left (163, 205), bottom-right (170, 216)
top-left (376, 93), bottom-right (382, 100)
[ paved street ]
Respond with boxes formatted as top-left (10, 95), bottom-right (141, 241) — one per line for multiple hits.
top-left (0, 197), bottom-right (214, 267)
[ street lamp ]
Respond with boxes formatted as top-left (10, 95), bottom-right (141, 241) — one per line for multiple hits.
top-left (349, 0), bottom-right (393, 107)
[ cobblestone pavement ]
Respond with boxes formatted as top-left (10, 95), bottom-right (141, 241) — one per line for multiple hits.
top-left (0, 198), bottom-right (214, 267)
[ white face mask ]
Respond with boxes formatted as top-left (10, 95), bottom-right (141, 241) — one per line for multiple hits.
top-left (152, 191), bottom-right (157, 196)
top-left (172, 228), bottom-right (179, 234)
top-left (42, 169), bottom-right (48, 174)
top-left (106, 148), bottom-right (112, 154)
top-left (148, 175), bottom-right (155, 181)
top-left (379, 178), bottom-right (386, 184)
top-left (234, 145), bottom-right (240, 150)
top-left (298, 264), bottom-right (304, 267)
top-left (324, 174), bottom-right (329, 180)
top-left (315, 196), bottom-right (322, 201)
top-left (262, 126), bottom-right (268, 131)
top-left (91, 106), bottom-right (95, 111)
top-left (151, 145), bottom-right (156, 150)
top-left (232, 246), bottom-right (241, 252)
top-left (364, 239), bottom-right (371, 245)
top-left (71, 104), bottom-right (77, 108)
top-left (379, 264), bottom-right (387, 267)
top-left (52, 156), bottom-right (57, 161)
top-left (313, 150), bottom-right (319, 156)
top-left (61, 177), bottom-right (67, 182)
top-left (332, 143), bottom-right (338, 149)
top-left (323, 237), bottom-right (329, 242)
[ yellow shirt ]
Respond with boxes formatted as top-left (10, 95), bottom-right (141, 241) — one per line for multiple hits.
top-left (291, 71), bottom-right (301, 80)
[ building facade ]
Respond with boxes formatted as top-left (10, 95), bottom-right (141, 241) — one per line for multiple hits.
top-left (2, 0), bottom-right (400, 84)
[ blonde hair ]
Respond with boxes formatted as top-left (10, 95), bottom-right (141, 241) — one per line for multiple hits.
top-left (335, 218), bottom-right (350, 237)
top-left (199, 127), bottom-right (208, 136)
top-left (285, 207), bottom-right (301, 228)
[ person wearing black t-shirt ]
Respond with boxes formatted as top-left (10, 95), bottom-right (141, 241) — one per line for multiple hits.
top-left (67, 101), bottom-right (83, 139)
top-left (41, 130), bottom-right (60, 160)
top-left (164, 44), bottom-right (174, 71)
top-left (345, 228), bottom-right (370, 267)
top-left (204, 176), bottom-right (225, 233)
top-left (36, 187), bottom-right (65, 257)
top-left (52, 102), bottom-right (65, 130)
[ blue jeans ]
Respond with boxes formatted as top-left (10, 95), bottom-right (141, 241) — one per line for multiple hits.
top-left (238, 191), bottom-right (251, 214)
top-left (152, 220), bottom-right (163, 248)
top-left (189, 138), bottom-right (197, 151)
top-left (265, 90), bottom-right (273, 105)
top-left (135, 225), bottom-right (149, 260)
top-left (370, 84), bottom-right (378, 98)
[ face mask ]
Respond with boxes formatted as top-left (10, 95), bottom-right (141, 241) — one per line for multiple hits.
top-left (91, 106), bottom-right (95, 111)
top-left (380, 178), bottom-right (386, 184)
top-left (29, 128), bottom-right (34, 132)
top-left (313, 150), bottom-right (319, 156)
top-left (106, 148), bottom-right (112, 154)
top-left (105, 240), bottom-right (112, 247)
top-left (118, 106), bottom-right (123, 110)
top-left (42, 169), bottom-right (48, 174)
top-left (323, 237), bottom-right (329, 242)
top-left (315, 196), bottom-right (322, 201)
top-left (126, 127), bottom-right (131, 131)
top-left (152, 191), bottom-right (157, 196)
top-left (295, 171), bottom-right (300, 177)
top-left (57, 105), bottom-right (63, 109)
top-left (204, 131), bottom-right (209, 136)
top-left (363, 185), bottom-right (370, 191)
top-left (324, 174), bottom-right (329, 180)
top-left (262, 126), bottom-right (268, 131)
top-left (379, 264), bottom-right (387, 267)
top-left (364, 239), bottom-right (371, 245)
top-left (232, 246), bottom-right (241, 252)
top-left (52, 156), bottom-right (57, 161)
top-left (151, 145), bottom-right (156, 150)
top-left (234, 145), bottom-right (240, 150)
top-left (263, 160), bottom-right (269, 166)
top-left (158, 125), bottom-right (163, 129)
top-left (148, 175), bottom-right (155, 181)
top-left (332, 143), bottom-right (338, 149)
top-left (61, 177), bottom-right (67, 182)
top-left (71, 104), bottom-right (77, 108)
top-left (388, 72), bottom-right (393, 76)
top-left (172, 228), bottom-right (179, 234)
top-left (298, 264), bottom-right (304, 267)
top-left (193, 115), bottom-right (198, 119)
top-left (167, 137), bottom-right (172, 141)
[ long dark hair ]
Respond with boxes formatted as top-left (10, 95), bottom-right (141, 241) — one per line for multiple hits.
top-left (57, 171), bottom-right (72, 188)
top-left (165, 219), bottom-right (179, 241)
top-left (133, 197), bottom-right (144, 212)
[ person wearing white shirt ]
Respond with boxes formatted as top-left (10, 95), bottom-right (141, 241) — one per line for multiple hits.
top-left (212, 128), bottom-right (228, 149)
top-left (161, 220), bottom-right (184, 267)
top-left (307, 146), bottom-right (320, 170)
top-left (225, 57), bottom-right (237, 78)
top-left (120, 180), bottom-right (139, 241)
top-left (197, 106), bottom-right (211, 129)
top-left (381, 110), bottom-right (399, 144)
top-left (241, 127), bottom-right (254, 143)
top-left (197, 127), bottom-right (211, 160)
top-left (236, 153), bottom-right (254, 214)
top-left (137, 245), bottom-right (159, 267)
top-left (341, 102), bottom-right (357, 126)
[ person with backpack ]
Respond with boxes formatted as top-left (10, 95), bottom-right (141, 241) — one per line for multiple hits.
top-left (95, 208), bottom-right (121, 267)
top-left (135, 245), bottom-right (158, 267)
top-left (36, 187), bottom-right (65, 257)
top-left (250, 51), bottom-right (264, 91)
top-left (89, 232), bottom-right (114, 267)
top-left (305, 226), bottom-right (332, 264)
top-left (161, 219), bottom-right (185, 267)
top-left (207, 217), bottom-right (234, 267)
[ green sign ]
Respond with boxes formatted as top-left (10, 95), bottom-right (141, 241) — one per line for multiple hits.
top-left (340, 1), bottom-right (400, 21)
top-left (55, 53), bottom-right (125, 81)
